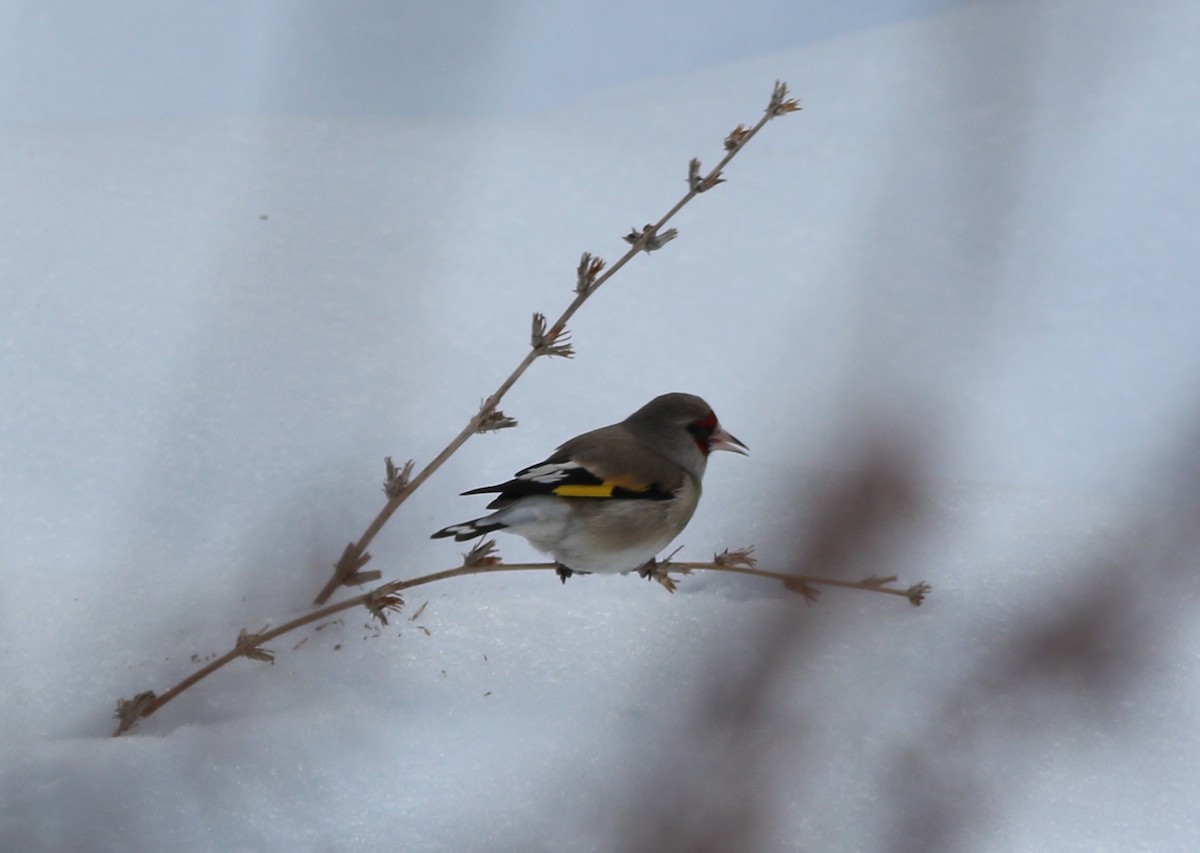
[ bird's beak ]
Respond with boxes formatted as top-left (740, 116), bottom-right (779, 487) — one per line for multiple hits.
top-left (710, 427), bottom-right (748, 455)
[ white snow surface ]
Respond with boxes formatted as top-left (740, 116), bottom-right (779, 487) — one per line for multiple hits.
top-left (4, 1), bottom-right (1200, 850)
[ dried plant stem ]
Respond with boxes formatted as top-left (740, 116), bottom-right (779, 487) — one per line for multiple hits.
top-left (115, 563), bottom-right (539, 737)
top-left (114, 553), bottom-right (922, 736)
top-left (312, 81), bottom-right (800, 605)
top-left (670, 562), bottom-right (929, 602)
top-left (312, 341), bottom-right (546, 607)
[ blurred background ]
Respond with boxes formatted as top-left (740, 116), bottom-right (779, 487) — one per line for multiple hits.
top-left (3, 1), bottom-right (1199, 851)
top-left (2, 0), bottom-right (970, 123)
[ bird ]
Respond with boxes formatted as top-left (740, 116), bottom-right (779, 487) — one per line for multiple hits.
top-left (432, 392), bottom-right (747, 581)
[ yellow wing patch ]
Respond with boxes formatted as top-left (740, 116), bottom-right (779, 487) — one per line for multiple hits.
top-left (552, 484), bottom-right (616, 497)
top-left (553, 482), bottom-right (652, 498)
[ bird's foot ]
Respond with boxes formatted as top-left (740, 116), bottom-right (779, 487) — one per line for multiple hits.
top-left (555, 563), bottom-right (592, 584)
top-left (636, 558), bottom-right (679, 593)
top-left (636, 558), bottom-right (659, 580)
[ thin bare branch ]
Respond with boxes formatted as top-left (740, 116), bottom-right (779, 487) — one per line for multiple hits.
top-left (115, 549), bottom-right (925, 735)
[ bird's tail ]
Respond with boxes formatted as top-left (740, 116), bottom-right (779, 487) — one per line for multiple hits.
top-left (430, 518), bottom-right (507, 542)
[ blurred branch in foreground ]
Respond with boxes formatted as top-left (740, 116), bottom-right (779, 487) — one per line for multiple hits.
top-left (602, 416), bottom-right (1200, 852)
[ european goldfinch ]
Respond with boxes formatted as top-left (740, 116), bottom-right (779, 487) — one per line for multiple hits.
top-left (432, 393), bottom-right (747, 579)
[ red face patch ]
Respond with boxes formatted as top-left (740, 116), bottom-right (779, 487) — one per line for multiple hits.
top-left (687, 412), bottom-right (719, 455)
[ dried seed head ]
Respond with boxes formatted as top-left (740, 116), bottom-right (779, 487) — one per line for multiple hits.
top-left (383, 457), bottom-right (414, 499)
top-left (714, 546), bottom-right (758, 569)
top-left (688, 158), bottom-right (725, 193)
top-left (531, 312), bottom-right (574, 358)
top-left (636, 550), bottom-right (687, 593)
top-left (906, 581), bottom-right (932, 606)
top-left (724, 123), bottom-right (751, 151)
top-left (575, 252), bottom-right (606, 294)
top-left (366, 588), bottom-right (405, 626)
top-left (767, 80), bottom-right (801, 118)
top-left (237, 627), bottom-right (275, 664)
top-left (113, 690), bottom-right (157, 731)
top-left (477, 404), bottom-right (518, 433)
top-left (652, 571), bottom-right (679, 594)
top-left (623, 224), bottom-right (679, 253)
top-left (530, 311), bottom-right (548, 347)
top-left (464, 538), bottom-right (501, 567)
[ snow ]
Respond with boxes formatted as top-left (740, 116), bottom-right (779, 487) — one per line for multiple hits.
top-left (4, 0), bottom-right (1200, 850)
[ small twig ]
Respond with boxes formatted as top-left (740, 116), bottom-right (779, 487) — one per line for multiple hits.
top-left (115, 547), bottom-right (925, 735)
top-left (116, 561), bottom-right (549, 736)
top-left (311, 81), bottom-right (800, 605)
top-left (672, 562), bottom-right (931, 605)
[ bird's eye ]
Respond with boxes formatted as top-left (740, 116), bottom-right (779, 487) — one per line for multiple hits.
top-left (687, 413), bottom-right (718, 448)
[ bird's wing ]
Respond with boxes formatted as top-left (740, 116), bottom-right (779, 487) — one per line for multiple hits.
top-left (462, 425), bottom-right (682, 503)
